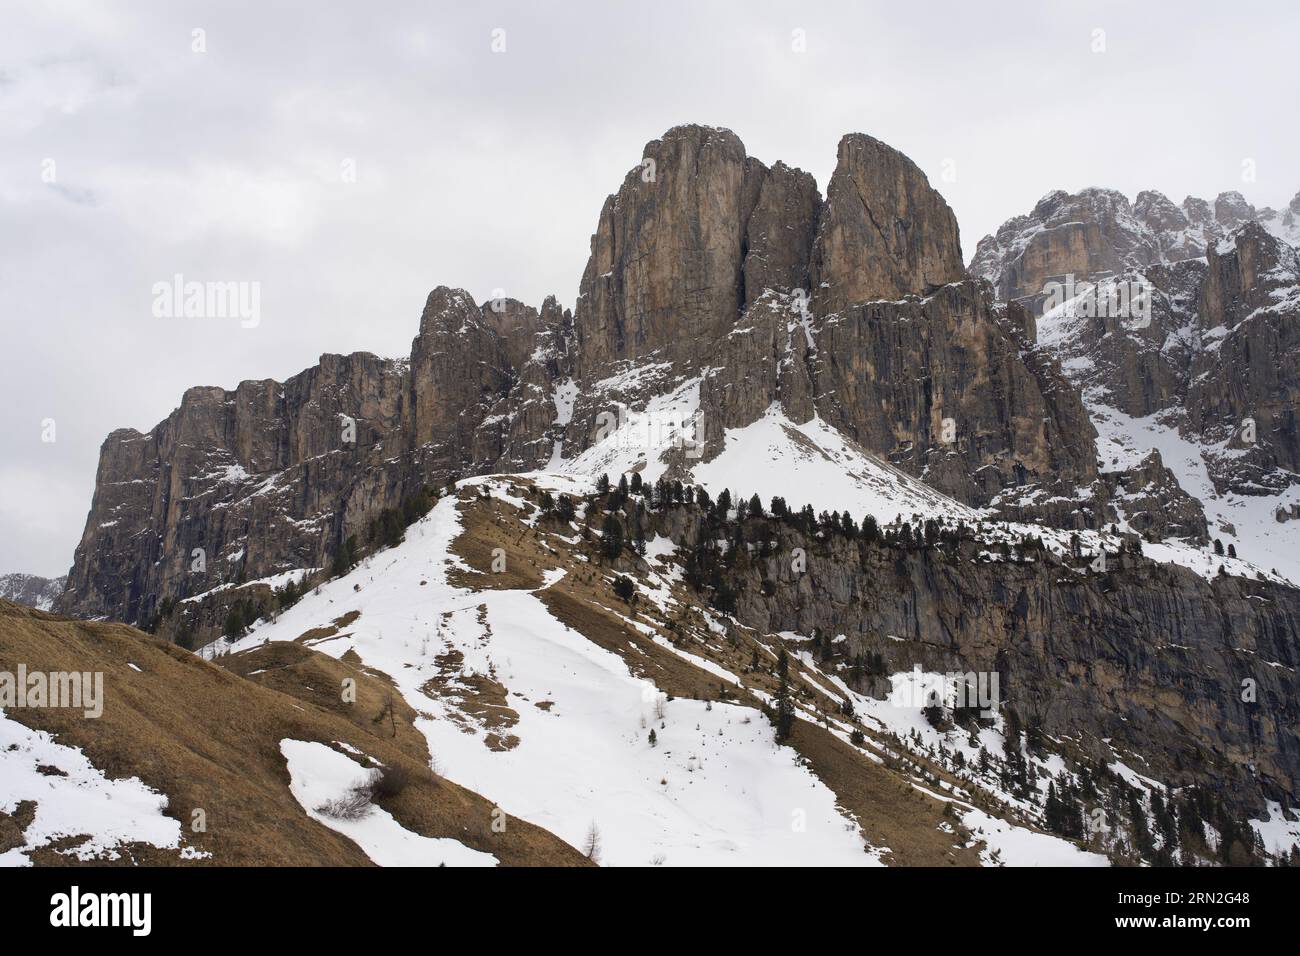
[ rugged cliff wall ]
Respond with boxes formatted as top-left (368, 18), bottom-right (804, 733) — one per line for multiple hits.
top-left (58, 125), bottom-right (1288, 643)
top-left (632, 500), bottom-right (1300, 820)
top-left (974, 185), bottom-right (1300, 567)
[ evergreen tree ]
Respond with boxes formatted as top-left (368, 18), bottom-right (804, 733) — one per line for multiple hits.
top-left (222, 603), bottom-right (245, 639)
top-left (862, 514), bottom-right (879, 543)
top-left (774, 649), bottom-right (794, 742)
top-left (331, 534), bottom-right (358, 577)
top-left (601, 513), bottom-right (625, 559)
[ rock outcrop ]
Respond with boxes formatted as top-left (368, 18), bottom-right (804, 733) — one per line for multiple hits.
top-left (0, 573), bottom-right (66, 611)
top-left (809, 133), bottom-right (965, 315)
top-left (978, 185), bottom-right (1300, 575)
top-left (632, 500), bottom-right (1300, 821)
top-left (971, 185), bottom-right (1300, 312)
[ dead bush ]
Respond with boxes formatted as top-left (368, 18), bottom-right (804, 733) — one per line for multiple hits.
top-left (315, 786), bottom-right (372, 821)
top-left (368, 764), bottom-right (410, 801)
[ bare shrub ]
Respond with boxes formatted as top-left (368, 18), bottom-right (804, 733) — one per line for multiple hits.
top-left (369, 764), bottom-right (410, 801)
top-left (316, 786), bottom-right (372, 821)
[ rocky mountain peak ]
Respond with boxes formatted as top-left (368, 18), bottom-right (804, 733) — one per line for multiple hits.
top-left (0, 573), bottom-right (66, 611)
top-left (809, 133), bottom-right (964, 315)
top-left (573, 124), bottom-right (822, 377)
top-left (1133, 189), bottom-right (1188, 233)
top-left (59, 126), bottom-right (1293, 651)
top-left (1214, 190), bottom-right (1256, 229)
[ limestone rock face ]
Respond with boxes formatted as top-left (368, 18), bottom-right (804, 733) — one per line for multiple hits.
top-left (970, 189), bottom-right (1160, 310)
top-left (1036, 257), bottom-right (1206, 422)
top-left (409, 287), bottom-right (514, 467)
top-left (1215, 190), bottom-right (1257, 230)
top-left (972, 184), bottom-right (1300, 312)
top-left (980, 184), bottom-right (1300, 566)
top-left (809, 134), bottom-right (964, 315)
top-left (1101, 450), bottom-right (1209, 541)
top-left (697, 291), bottom-right (817, 456)
top-left (741, 161), bottom-right (822, 308)
top-left (807, 281), bottom-right (1101, 517)
top-left (573, 125), bottom-right (756, 374)
top-left (59, 284), bottom-right (574, 632)
top-left (60, 351), bottom-right (410, 625)
top-left (58, 125), bottom-right (1298, 654)
top-left (1186, 225), bottom-right (1300, 487)
top-left (640, 507), bottom-right (1300, 818)
top-left (0, 573), bottom-right (66, 611)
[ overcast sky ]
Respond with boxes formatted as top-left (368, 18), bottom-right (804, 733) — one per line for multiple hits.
top-left (3, 0), bottom-right (1298, 577)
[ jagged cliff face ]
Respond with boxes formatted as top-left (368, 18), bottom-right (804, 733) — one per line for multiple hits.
top-left (58, 125), bottom-right (1294, 641)
top-left (631, 499), bottom-right (1300, 820)
top-left (60, 290), bottom-right (579, 627)
top-left (571, 125), bottom-right (823, 377)
top-left (0, 573), bottom-right (65, 611)
top-left (810, 133), bottom-right (966, 314)
top-left (567, 127), bottom-right (1099, 522)
top-left (970, 185), bottom-right (1300, 309)
top-left (1187, 226), bottom-right (1300, 487)
top-left (975, 185), bottom-right (1300, 579)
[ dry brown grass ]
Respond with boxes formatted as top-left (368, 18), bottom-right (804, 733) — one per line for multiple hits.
top-left (446, 490), bottom-right (551, 590)
top-left (418, 642), bottom-right (521, 751)
top-left (0, 599), bottom-right (588, 866)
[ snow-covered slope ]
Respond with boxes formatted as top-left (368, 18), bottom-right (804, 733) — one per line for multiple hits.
top-left (280, 740), bottom-right (497, 867)
top-left (236, 488), bottom-right (877, 865)
top-left (1088, 402), bottom-right (1300, 584)
top-left (0, 716), bottom-right (195, 866)
top-left (232, 480), bottom-right (1107, 866)
top-left (692, 404), bottom-right (977, 525)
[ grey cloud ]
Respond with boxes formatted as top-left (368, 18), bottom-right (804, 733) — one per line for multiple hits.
top-left (1, 0), bottom-right (1297, 577)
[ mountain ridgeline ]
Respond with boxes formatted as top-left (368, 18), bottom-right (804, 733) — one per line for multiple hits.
top-left (60, 125), bottom-right (1109, 628)
top-left (53, 125), bottom-right (1300, 831)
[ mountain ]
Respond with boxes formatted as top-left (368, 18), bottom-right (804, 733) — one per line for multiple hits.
top-left (972, 188), bottom-right (1300, 583)
top-left (32, 125), bottom-right (1300, 865)
top-left (0, 574), bottom-right (66, 612)
top-left (59, 125), bottom-right (1105, 638)
top-left (969, 185), bottom-right (1300, 308)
